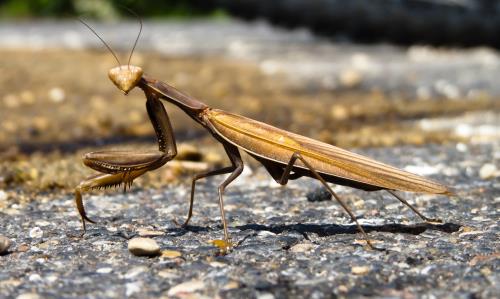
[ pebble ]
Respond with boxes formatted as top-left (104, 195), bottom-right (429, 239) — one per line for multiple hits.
top-left (158, 269), bottom-right (178, 279)
top-left (306, 187), bottom-right (332, 202)
top-left (0, 235), bottom-right (11, 254)
top-left (290, 243), bottom-right (315, 253)
top-left (29, 227), bottom-right (43, 239)
top-left (330, 105), bottom-right (349, 121)
top-left (126, 281), bottom-right (143, 296)
top-left (479, 163), bottom-right (498, 179)
top-left (48, 87), bottom-right (66, 103)
top-left (469, 253), bottom-right (500, 266)
top-left (28, 274), bottom-right (42, 282)
top-left (167, 280), bottom-right (205, 297)
top-left (3, 94), bottom-right (19, 108)
top-left (459, 230), bottom-right (483, 238)
top-left (0, 189), bottom-right (7, 201)
top-left (125, 266), bottom-right (148, 279)
top-left (176, 143), bottom-right (203, 161)
top-left (17, 244), bottom-right (29, 252)
top-left (128, 238), bottom-right (160, 257)
top-left (137, 228), bottom-right (164, 237)
top-left (161, 250), bottom-right (182, 258)
top-left (19, 90), bottom-right (35, 105)
top-left (223, 281), bottom-right (240, 290)
top-left (96, 268), bottom-right (113, 274)
top-left (16, 293), bottom-right (41, 299)
top-left (339, 69), bottom-right (363, 88)
top-left (257, 293), bottom-right (275, 299)
top-left (351, 266), bottom-right (371, 275)
top-left (204, 151), bottom-right (224, 165)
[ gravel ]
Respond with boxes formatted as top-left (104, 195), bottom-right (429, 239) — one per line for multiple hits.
top-left (128, 238), bottom-right (161, 257)
top-left (0, 142), bottom-right (498, 298)
top-left (0, 235), bottom-right (11, 254)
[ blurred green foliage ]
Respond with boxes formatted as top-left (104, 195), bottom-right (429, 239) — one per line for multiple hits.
top-left (0, 0), bottom-right (224, 19)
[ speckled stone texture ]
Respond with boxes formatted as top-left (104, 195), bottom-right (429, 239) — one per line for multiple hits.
top-left (1, 142), bottom-right (498, 298)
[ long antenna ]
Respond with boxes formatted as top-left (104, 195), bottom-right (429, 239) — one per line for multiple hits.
top-left (122, 7), bottom-right (143, 68)
top-left (78, 18), bottom-right (121, 67)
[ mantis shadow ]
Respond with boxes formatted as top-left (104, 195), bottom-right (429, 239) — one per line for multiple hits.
top-left (236, 222), bottom-right (461, 236)
top-left (166, 221), bottom-right (460, 238)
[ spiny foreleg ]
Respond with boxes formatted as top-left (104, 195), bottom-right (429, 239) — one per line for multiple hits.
top-left (74, 169), bottom-right (147, 235)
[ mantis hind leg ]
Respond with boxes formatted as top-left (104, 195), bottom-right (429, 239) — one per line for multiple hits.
top-left (275, 152), bottom-right (375, 249)
top-left (74, 169), bottom-right (147, 235)
top-left (386, 190), bottom-right (443, 223)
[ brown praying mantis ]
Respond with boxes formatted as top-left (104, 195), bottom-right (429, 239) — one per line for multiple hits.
top-left (75, 19), bottom-right (453, 250)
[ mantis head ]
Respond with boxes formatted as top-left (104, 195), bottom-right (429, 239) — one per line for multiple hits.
top-left (108, 65), bottom-right (143, 94)
top-left (79, 14), bottom-right (143, 95)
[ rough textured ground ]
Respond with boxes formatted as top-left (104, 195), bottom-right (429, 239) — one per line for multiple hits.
top-left (0, 20), bottom-right (499, 298)
top-left (1, 142), bottom-right (499, 298)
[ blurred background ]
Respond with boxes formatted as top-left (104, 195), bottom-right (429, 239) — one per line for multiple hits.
top-left (0, 0), bottom-right (499, 197)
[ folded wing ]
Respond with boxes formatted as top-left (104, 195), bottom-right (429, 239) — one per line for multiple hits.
top-left (206, 109), bottom-right (451, 194)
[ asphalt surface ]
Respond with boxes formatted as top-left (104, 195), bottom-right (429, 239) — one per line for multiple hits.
top-left (1, 142), bottom-right (498, 298)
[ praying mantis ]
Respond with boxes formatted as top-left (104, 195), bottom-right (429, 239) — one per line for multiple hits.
top-left (75, 20), bottom-right (453, 250)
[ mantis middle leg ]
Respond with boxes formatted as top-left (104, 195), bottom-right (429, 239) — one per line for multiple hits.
top-left (178, 142), bottom-right (243, 245)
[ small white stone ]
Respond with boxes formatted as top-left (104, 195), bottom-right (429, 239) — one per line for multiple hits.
top-left (167, 280), bottom-right (205, 296)
top-left (290, 243), bottom-right (315, 253)
top-left (48, 87), bottom-right (65, 103)
top-left (339, 69), bottom-right (363, 88)
top-left (128, 238), bottom-right (160, 257)
top-left (137, 228), bottom-right (164, 237)
top-left (16, 293), bottom-right (41, 299)
top-left (0, 190), bottom-right (7, 201)
top-left (34, 220), bottom-right (51, 227)
top-left (456, 143), bottom-right (467, 152)
top-left (28, 274), bottom-right (42, 282)
top-left (157, 269), bottom-right (178, 279)
top-left (479, 163), bottom-right (498, 179)
top-left (421, 265), bottom-right (435, 275)
top-left (259, 60), bottom-right (281, 75)
top-left (29, 227), bottom-right (43, 239)
top-left (45, 275), bottom-right (58, 283)
top-left (0, 235), bottom-right (11, 254)
top-left (125, 266), bottom-right (148, 279)
top-left (257, 293), bottom-right (275, 299)
top-left (257, 230), bottom-right (276, 237)
top-left (209, 261), bottom-right (227, 268)
top-left (351, 266), bottom-right (370, 275)
top-left (106, 226), bottom-right (118, 232)
top-left (459, 230), bottom-right (484, 238)
top-left (96, 267), bottom-right (113, 274)
top-left (126, 281), bottom-right (142, 297)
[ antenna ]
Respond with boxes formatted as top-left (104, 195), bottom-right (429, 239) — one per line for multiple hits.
top-left (121, 7), bottom-right (143, 69)
top-left (78, 18), bottom-right (121, 67)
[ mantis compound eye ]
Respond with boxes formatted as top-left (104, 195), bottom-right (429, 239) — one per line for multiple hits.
top-left (108, 65), bottom-right (143, 94)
